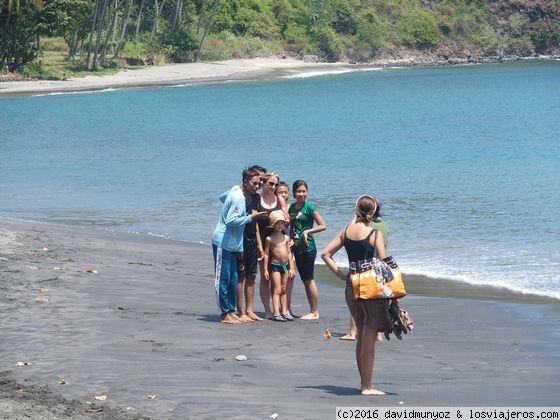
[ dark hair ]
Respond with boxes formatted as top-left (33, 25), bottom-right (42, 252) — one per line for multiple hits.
top-left (292, 180), bottom-right (308, 197)
top-left (373, 201), bottom-right (382, 221)
top-left (248, 164), bottom-right (267, 174)
top-left (278, 181), bottom-right (289, 189)
top-left (242, 167), bottom-right (260, 183)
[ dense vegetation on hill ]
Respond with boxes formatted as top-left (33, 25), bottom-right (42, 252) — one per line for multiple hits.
top-left (1, 0), bottom-right (559, 78)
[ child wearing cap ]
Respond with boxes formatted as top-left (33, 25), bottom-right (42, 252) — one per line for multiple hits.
top-left (275, 181), bottom-right (296, 316)
top-left (263, 210), bottom-right (295, 322)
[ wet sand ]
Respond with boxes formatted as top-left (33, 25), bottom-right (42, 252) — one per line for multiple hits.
top-left (1, 217), bottom-right (559, 419)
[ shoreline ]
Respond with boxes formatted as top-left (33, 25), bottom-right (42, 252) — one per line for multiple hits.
top-left (316, 265), bottom-right (560, 305)
top-left (1, 217), bottom-right (559, 418)
top-left (0, 58), bottom-right (359, 97)
top-left (4, 216), bottom-right (559, 305)
top-left (1, 54), bottom-right (558, 98)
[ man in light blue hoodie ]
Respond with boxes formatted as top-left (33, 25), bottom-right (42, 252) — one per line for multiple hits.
top-left (212, 167), bottom-right (265, 324)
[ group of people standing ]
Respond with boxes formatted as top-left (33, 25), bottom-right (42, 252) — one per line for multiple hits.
top-left (211, 166), bottom-right (390, 395)
top-left (211, 165), bottom-right (325, 325)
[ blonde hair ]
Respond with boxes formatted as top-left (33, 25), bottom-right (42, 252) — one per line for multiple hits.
top-left (265, 171), bottom-right (280, 184)
top-left (353, 195), bottom-right (379, 224)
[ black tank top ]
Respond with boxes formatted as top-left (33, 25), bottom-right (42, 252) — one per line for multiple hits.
top-left (256, 198), bottom-right (282, 243)
top-left (343, 227), bottom-right (377, 263)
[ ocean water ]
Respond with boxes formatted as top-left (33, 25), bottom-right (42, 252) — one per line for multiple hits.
top-left (1, 60), bottom-right (559, 299)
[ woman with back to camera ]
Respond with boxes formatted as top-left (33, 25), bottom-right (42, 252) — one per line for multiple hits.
top-left (321, 195), bottom-right (391, 395)
top-left (341, 199), bottom-right (389, 341)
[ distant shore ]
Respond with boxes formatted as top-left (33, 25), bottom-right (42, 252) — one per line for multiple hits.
top-left (1, 54), bottom-right (558, 98)
top-left (0, 57), bottom-right (358, 97)
top-left (1, 217), bottom-right (559, 418)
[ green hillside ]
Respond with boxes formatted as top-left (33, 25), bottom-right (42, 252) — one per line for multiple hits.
top-left (1, 0), bottom-right (559, 78)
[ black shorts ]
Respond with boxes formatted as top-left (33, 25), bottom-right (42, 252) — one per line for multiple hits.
top-left (294, 249), bottom-right (316, 282)
top-left (237, 238), bottom-right (259, 278)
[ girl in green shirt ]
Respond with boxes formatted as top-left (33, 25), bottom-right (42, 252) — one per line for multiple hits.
top-left (288, 180), bottom-right (326, 320)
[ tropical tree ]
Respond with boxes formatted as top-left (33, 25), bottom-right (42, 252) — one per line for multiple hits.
top-left (0, 0), bottom-right (44, 70)
top-left (39, 0), bottom-right (92, 61)
top-left (195, 0), bottom-right (221, 61)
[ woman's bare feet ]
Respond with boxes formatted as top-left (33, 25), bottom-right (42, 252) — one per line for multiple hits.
top-left (340, 333), bottom-right (356, 341)
top-left (220, 313), bottom-right (242, 324)
top-left (376, 332), bottom-right (384, 342)
top-left (246, 311), bottom-right (263, 321)
top-left (300, 312), bottom-right (319, 320)
top-left (361, 388), bottom-right (386, 396)
top-left (238, 314), bottom-right (254, 323)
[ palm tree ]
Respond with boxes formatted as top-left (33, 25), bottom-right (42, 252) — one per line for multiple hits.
top-left (4, 0), bottom-right (44, 14)
top-left (1, 0), bottom-right (44, 70)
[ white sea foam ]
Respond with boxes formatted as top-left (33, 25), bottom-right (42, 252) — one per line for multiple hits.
top-left (316, 256), bottom-right (560, 300)
top-left (399, 262), bottom-right (560, 300)
top-left (32, 91), bottom-right (85, 97)
top-left (31, 87), bottom-right (118, 97)
top-left (282, 67), bottom-right (382, 79)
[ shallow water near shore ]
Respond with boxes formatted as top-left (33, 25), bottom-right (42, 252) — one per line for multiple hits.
top-left (1, 60), bottom-right (559, 300)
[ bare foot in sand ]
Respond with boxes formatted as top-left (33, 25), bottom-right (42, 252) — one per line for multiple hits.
top-left (300, 312), bottom-right (319, 320)
top-left (237, 314), bottom-right (254, 323)
top-left (220, 313), bottom-right (241, 324)
top-left (246, 312), bottom-right (263, 321)
top-left (230, 313), bottom-right (249, 323)
top-left (361, 388), bottom-right (386, 396)
top-left (376, 332), bottom-right (383, 342)
top-left (340, 333), bottom-right (356, 341)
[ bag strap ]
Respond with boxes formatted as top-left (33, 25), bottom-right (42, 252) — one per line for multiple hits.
top-left (365, 229), bottom-right (378, 259)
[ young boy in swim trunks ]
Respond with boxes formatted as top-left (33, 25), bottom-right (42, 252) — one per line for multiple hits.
top-left (275, 181), bottom-right (296, 317)
top-left (263, 210), bottom-right (295, 322)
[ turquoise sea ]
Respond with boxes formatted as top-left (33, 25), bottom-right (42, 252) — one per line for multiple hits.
top-left (1, 60), bottom-right (559, 299)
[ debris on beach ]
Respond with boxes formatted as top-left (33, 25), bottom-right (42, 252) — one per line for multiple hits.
top-left (16, 361), bottom-right (32, 366)
top-left (42, 247), bottom-right (49, 251)
top-left (86, 407), bottom-right (105, 413)
top-left (270, 414), bottom-right (279, 419)
top-left (126, 407), bottom-right (136, 411)
top-left (53, 267), bottom-right (66, 271)
top-left (147, 394), bottom-right (158, 399)
top-left (235, 355), bottom-right (247, 361)
top-left (94, 395), bottom-right (108, 401)
top-left (323, 329), bottom-right (332, 340)
top-left (86, 269), bottom-right (98, 274)
top-left (58, 378), bottom-right (68, 385)
top-left (34, 297), bottom-right (49, 303)
top-left (38, 287), bottom-right (49, 292)
top-left (128, 261), bottom-right (153, 266)
top-left (28, 266), bottom-right (39, 270)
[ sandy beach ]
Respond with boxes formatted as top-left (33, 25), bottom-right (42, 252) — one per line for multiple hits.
top-left (1, 55), bottom-right (559, 98)
top-left (1, 217), bottom-right (559, 419)
top-left (0, 58), bottom-right (364, 97)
